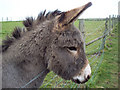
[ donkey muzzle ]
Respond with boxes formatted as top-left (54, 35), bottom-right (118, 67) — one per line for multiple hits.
top-left (72, 63), bottom-right (91, 84)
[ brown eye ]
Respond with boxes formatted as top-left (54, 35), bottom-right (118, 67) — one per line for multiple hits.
top-left (68, 47), bottom-right (77, 51)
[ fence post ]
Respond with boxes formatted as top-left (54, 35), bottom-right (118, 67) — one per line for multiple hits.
top-left (6, 17), bottom-right (8, 21)
top-left (0, 19), bottom-right (2, 90)
top-left (2, 17), bottom-right (3, 22)
top-left (79, 19), bottom-right (85, 51)
top-left (112, 15), bottom-right (114, 28)
top-left (101, 18), bottom-right (108, 50)
top-left (108, 15), bottom-right (111, 34)
top-left (115, 16), bottom-right (117, 26)
top-left (117, 15), bottom-right (119, 24)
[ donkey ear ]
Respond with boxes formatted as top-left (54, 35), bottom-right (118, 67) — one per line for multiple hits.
top-left (57, 2), bottom-right (92, 27)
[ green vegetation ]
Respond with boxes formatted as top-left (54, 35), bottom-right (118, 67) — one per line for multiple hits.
top-left (85, 21), bottom-right (118, 88)
top-left (1, 20), bottom-right (118, 88)
top-left (1, 21), bottom-right (23, 39)
top-left (86, 24), bottom-right (118, 88)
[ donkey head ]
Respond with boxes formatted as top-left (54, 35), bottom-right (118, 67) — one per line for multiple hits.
top-left (46, 2), bottom-right (92, 84)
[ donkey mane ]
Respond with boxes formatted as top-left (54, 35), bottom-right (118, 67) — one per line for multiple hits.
top-left (1, 10), bottom-right (64, 52)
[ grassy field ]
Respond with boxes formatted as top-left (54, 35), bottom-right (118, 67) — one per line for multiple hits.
top-left (1, 20), bottom-right (118, 88)
top-left (0, 21), bottom-right (23, 39)
top-left (87, 24), bottom-right (118, 88)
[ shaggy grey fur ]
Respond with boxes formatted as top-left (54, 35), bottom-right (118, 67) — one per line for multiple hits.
top-left (1, 2), bottom-right (92, 88)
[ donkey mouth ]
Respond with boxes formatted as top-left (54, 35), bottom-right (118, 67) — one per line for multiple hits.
top-left (72, 76), bottom-right (90, 84)
top-left (72, 79), bottom-right (81, 84)
top-left (71, 63), bottom-right (91, 84)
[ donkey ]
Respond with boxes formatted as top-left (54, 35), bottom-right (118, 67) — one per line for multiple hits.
top-left (1, 2), bottom-right (92, 88)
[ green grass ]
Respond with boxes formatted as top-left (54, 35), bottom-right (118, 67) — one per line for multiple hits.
top-left (1, 20), bottom-right (118, 88)
top-left (87, 25), bottom-right (118, 88)
top-left (1, 21), bottom-right (23, 39)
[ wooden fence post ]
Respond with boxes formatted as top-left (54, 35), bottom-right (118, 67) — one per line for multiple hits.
top-left (6, 17), bottom-right (8, 21)
top-left (2, 17), bottom-right (3, 22)
top-left (101, 18), bottom-right (108, 50)
top-left (119, 1), bottom-right (120, 15)
top-left (115, 16), bottom-right (117, 25)
top-left (112, 15), bottom-right (114, 28)
top-left (109, 15), bottom-right (111, 34)
top-left (79, 19), bottom-right (85, 51)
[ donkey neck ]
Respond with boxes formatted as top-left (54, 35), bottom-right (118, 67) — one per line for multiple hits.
top-left (2, 50), bottom-right (50, 88)
top-left (2, 20), bottom-right (54, 88)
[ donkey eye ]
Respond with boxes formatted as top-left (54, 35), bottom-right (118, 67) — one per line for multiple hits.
top-left (67, 47), bottom-right (77, 55)
top-left (68, 47), bottom-right (77, 51)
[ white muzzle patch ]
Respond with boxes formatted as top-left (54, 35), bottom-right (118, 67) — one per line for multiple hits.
top-left (72, 64), bottom-right (91, 84)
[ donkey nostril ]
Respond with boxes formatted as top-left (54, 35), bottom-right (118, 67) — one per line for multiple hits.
top-left (76, 79), bottom-right (81, 84)
top-left (73, 79), bottom-right (81, 84)
top-left (87, 75), bottom-right (90, 80)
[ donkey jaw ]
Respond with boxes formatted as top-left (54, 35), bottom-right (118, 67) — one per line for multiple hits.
top-left (72, 64), bottom-right (91, 84)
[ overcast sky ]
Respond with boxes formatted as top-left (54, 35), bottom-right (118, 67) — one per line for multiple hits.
top-left (0, 0), bottom-right (119, 21)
